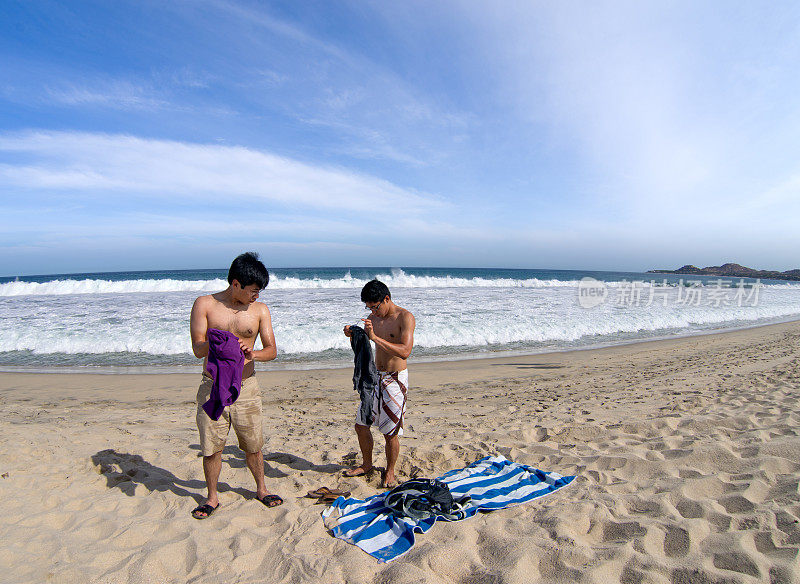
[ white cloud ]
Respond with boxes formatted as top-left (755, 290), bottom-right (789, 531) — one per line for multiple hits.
top-left (45, 80), bottom-right (168, 110)
top-left (0, 131), bottom-right (445, 214)
top-left (205, 0), bottom-right (351, 62)
top-left (40, 75), bottom-right (237, 117)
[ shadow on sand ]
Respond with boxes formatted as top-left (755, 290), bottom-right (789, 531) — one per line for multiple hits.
top-left (91, 449), bottom-right (242, 502)
top-left (186, 445), bottom-right (344, 475)
top-left (91, 446), bottom-right (344, 501)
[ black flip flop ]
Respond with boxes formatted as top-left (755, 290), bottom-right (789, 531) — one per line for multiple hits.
top-left (259, 494), bottom-right (284, 508)
top-left (191, 503), bottom-right (219, 520)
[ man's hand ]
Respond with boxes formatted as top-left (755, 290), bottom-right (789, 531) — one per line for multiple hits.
top-left (238, 338), bottom-right (254, 359)
top-left (360, 318), bottom-right (375, 340)
top-left (343, 325), bottom-right (352, 337)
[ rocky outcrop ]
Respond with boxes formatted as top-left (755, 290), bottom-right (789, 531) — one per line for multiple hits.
top-left (648, 263), bottom-right (800, 282)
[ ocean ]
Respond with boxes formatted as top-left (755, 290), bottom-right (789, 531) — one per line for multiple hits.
top-left (1, 267), bottom-right (799, 373)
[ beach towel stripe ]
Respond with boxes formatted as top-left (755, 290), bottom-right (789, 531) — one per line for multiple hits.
top-left (322, 455), bottom-right (575, 562)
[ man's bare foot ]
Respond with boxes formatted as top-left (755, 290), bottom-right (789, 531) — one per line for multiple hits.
top-left (343, 465), bottom-right (373, 477)
top-left (381, 474), bottom-right (398, 489)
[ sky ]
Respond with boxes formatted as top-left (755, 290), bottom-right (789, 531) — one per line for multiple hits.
top-left (1, 1), bottom-right (800, 276)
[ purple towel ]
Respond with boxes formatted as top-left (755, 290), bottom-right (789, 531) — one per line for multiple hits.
top-left (202, 328), bottom-right (245, 421)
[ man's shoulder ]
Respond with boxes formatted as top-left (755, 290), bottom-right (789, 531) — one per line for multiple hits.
top-left (192, 294), bottom-right (216, 308)
top-left (394, 305), bottom-right (415, 328)
top-left (250, 300), bottom-right (271, 316)
top-left (397, 305), bottom-right (415, 320)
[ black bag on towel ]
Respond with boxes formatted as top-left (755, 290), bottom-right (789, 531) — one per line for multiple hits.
top-left (384, 478), bottom-right (470, 521)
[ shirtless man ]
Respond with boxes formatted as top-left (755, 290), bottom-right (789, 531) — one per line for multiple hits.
top-left (188, 252), bottom-right (281, 519)
top-left (343, 279), bottom-right (415, 488)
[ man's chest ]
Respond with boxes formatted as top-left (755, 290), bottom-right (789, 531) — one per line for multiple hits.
top-left (373, 318), bottom-right (400, 341)
top-left (208, 309), bottom-right (259, 339)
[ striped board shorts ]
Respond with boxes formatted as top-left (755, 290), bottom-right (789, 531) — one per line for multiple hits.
top-left (355, 369), bottom-right (408, 436)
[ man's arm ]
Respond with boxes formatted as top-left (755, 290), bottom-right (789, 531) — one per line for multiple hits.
top-left (363, 312), bottom-right (415, 359)
top-left (189, 296), bottom-right (210, 359)
top-left (250, 304), bottom-right (277, 362)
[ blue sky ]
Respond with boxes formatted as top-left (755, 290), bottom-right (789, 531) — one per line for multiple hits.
top-left (2, 1), bottom-right (800, 276)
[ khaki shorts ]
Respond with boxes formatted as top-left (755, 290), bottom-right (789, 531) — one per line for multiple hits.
top-left (196, 375), bottom-right (264, 456)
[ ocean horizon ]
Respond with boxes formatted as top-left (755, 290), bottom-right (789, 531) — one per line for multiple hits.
top-left (2, 266), bottom-right (799, 373)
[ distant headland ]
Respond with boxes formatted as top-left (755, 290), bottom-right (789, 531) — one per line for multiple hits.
top-left (648, 263), bottom-right (800, 282)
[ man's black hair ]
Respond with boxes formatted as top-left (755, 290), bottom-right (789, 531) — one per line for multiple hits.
top-left (361, 279), bottom-right (390, 303)
top-left (228, 252), bottom-right (269, 289)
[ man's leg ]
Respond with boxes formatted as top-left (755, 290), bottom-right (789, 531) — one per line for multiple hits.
top-left (229, 377), bottom-right (280, 506)
top-left (195, 376), bottom-right (227, 517)
top-left (244, 449), bottom-right (283, 507)
top-left (374, 370), bottom-right (407, 487)
top-left (245, 450), bottom-right (268, 498)
top-left (198, 450), bottom-right (223, 516)
top-left (345, 423), bottom-right (374, 475)
top-left (383, 432), bottom-right (400, 487)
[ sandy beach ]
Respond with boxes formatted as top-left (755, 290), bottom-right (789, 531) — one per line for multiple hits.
top-left (2, 321), bottom-right (800, 583)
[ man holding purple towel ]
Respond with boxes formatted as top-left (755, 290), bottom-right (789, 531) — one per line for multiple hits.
top-left (188, 252), bottom-right (281, 519)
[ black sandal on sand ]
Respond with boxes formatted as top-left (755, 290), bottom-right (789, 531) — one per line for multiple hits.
top-left (259, 494), bottom-right (284, 507)
top-left (191, 503), bottom-right (219, 519)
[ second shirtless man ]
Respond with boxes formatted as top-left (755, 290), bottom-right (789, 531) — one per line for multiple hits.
top-left (344, 279), bottom-right (415, 488)
top-left (189, 252), bottom-right (281, 519)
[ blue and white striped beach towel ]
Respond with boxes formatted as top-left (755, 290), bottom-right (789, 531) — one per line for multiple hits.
top-left (321, 455), bottom-right (575, 562)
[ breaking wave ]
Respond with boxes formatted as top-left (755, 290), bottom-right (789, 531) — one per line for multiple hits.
top-left (4, 267), bottom-right (795, 297)
top-left (0, 269), bottom-right (582, 297)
